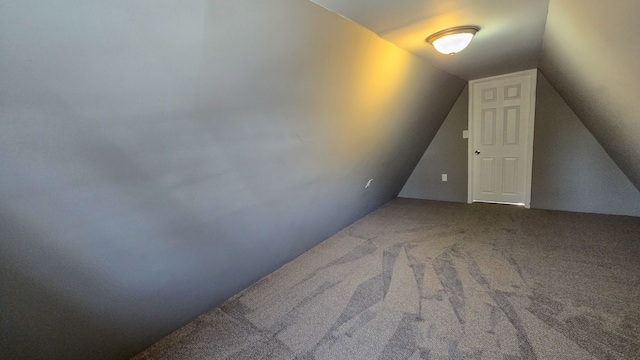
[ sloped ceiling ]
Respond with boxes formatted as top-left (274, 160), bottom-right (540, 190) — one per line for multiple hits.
top-left (313, 0), bottom-right (640, 191)
top-left (540, 0), bottom-right (640, 192)
top-left (311, 0), bottom-right (549, 80)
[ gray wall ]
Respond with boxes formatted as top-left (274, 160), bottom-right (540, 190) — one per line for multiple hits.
top-left (400, 72), bottom-right (640, 216)
top-left (399, 86), bottom-right (468, 202)
top-left (540, 0), bottom-right (640, 191)
top-left (530, 72), bottom-right (640, 216)
top-left (0, 1), bottom-right (465, 359)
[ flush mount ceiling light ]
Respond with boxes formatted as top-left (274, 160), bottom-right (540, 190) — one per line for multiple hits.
top-left (426, 26), bottom-right (480, 55)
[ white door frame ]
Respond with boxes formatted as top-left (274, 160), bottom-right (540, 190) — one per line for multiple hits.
top-left (467, 69), bottom-right (537, 208)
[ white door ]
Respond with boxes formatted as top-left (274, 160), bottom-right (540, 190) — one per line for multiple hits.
top-left (468, 69), bottom-right (537, 207)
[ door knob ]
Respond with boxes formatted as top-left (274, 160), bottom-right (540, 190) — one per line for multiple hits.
top-left (475, 150), bottom-right (480, 155)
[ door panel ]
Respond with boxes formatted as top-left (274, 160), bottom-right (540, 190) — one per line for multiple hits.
top-left (481, 158), bottom-right (495, 193)
top-left (481, 109), bottom-right (496, 145)
top-left (482, 87), bottom-right (497, 103)
top-left (503, 107), bottom-right (520, 145)
top-left (469, 69), bottom-right (537, 206)
top-left (502, 158), bottom-right (518, 194)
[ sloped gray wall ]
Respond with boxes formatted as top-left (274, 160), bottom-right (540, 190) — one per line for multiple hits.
top-left (540, 0), bottom-right (640, 191)
top-left (0, 1), bottom-right (465, 359)
top-left (399, 86), bottom-right (468, 202)
top-left (531, 72), bottom-right (640, 216)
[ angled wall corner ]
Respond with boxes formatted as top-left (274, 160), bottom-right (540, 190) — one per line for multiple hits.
top-left (398, 85), bottom-right (469, 202)
top-left (539, 0), bottom-right (640, 192)
top-left (531, 72), bottom-right (640, 216)
top-left (398, 70), bottom-right (640, 217)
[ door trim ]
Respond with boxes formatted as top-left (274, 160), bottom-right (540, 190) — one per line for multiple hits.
top-left (467, 69), bottom-right (537, 208)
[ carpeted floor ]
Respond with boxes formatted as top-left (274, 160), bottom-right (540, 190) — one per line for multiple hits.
top-left (132, 198), bottom-right (640, 359)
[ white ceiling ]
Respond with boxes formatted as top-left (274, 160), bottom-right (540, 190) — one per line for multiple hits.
top-left (311, 0), bottom-right (550, 80)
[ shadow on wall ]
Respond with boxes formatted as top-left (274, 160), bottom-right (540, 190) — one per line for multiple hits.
top-left (0, 80), bottom-right (232, 358)
top-left (2, 243), bottom-right (135, 359)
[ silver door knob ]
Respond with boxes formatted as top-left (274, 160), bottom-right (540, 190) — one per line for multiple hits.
top-left (475, 150), bottom-right (480, 155)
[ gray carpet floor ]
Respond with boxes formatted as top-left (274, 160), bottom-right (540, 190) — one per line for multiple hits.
top-left (133, 198), bottom-right (640, 359)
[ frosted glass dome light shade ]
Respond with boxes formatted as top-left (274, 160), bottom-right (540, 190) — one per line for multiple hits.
top-left (426, 26), bottom-right (480, 55)
top-left (431, 33), bottom-right (473, 54)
